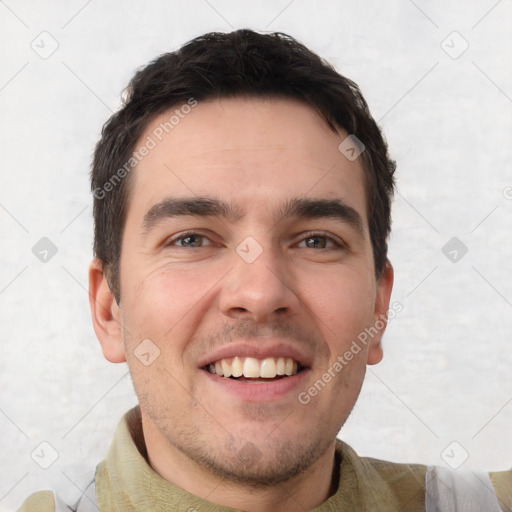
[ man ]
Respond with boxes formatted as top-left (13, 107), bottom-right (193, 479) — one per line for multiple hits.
top-left (19, 29), bottom-right (511, 512)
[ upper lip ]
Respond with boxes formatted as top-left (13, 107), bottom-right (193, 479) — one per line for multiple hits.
top-left (198, 341), bottom-right (313, 369)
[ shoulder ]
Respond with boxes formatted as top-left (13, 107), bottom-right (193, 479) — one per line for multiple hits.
top-left (17, 490), bottom-right (63, 512)
top-left (336, 440), bottom-right (426, 485)
top-left (489, 470), bottom-right (512, 512)
top-left (334, 439), bottom-right (427, 510)
top-left (336, 440), bottom-right (512, 512)
top-left (17, 472), bottom-right (97, 512)
top-left (359, 454), bottom-right (427, 508)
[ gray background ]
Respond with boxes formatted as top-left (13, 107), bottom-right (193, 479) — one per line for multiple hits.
top-left (1, 0), bottom-right (511, 509)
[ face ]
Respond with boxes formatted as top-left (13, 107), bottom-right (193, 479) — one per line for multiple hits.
top-left (91, 96), bottom-right (393, 486)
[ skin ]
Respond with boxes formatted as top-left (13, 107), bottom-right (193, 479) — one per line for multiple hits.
top-left (89, 96), bottom-right (394, 511)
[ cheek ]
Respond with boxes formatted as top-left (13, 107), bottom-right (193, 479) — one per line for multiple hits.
top-left (124, 265), bottom-right (209, 333)
top-left (302, 267), bottom-right (376, 337)
top-left (121, 264), bottom-right (224, 374)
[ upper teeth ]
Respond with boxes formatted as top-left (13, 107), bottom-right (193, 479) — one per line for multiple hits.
top-left (208, 357), bottom-right (299, 378)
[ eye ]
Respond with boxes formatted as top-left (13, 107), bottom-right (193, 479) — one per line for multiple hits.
top-left (166, 231), bottom-right (213, 248)
top-left (296, 232), bottom-right (345, 249)
top-left (163, 231), bottom-right (345, 250)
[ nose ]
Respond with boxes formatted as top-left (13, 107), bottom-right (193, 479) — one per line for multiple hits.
top-left (218, 239), bottom-right (301, 323)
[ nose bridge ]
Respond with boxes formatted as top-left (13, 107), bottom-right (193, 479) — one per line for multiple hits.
top-left (219, 234), bottom-right (299, 321)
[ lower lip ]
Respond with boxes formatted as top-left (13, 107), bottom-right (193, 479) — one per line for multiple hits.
top-left (201, 369), bottom-right (311, 401)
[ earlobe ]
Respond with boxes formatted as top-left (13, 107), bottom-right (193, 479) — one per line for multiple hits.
top-left (88, 258), bottom-right (126, 363)
top-left (367, 260), bottom-right (394, 365)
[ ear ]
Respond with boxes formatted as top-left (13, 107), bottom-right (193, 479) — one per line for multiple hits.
top-left (88, 258), bottom-right (126, 363)
top-left (367, 260), bottom-right (394, 365)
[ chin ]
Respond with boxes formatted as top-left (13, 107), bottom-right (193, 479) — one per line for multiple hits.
top-left (173, 431), bottom-right (329, 489)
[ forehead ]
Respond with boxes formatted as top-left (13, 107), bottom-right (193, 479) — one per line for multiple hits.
top-left (126, 96), bottom-right (368, 226)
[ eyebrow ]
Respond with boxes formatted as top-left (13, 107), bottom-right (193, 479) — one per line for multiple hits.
top-left (141, 196), bottom-right (364, 237)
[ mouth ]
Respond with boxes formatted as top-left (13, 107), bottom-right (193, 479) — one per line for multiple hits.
top-left (203, 356), bottom-right (306, 383)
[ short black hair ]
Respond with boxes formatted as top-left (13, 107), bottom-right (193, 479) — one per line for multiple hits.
top-left (91, 29), bottom-right (395, 304)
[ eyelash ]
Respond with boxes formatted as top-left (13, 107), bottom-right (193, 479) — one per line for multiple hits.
top-left (165, 230), bottom-right (346, 250)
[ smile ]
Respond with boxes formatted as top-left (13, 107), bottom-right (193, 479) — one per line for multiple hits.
top-left (205, 356), bottom-right (304, 380)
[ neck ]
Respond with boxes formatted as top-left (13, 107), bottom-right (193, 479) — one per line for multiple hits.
top-left (137, 414), bottom-right (338, 512)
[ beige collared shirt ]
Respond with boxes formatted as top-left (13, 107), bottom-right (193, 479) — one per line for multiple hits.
top-left (19, 406), bottom-right (512, 511)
